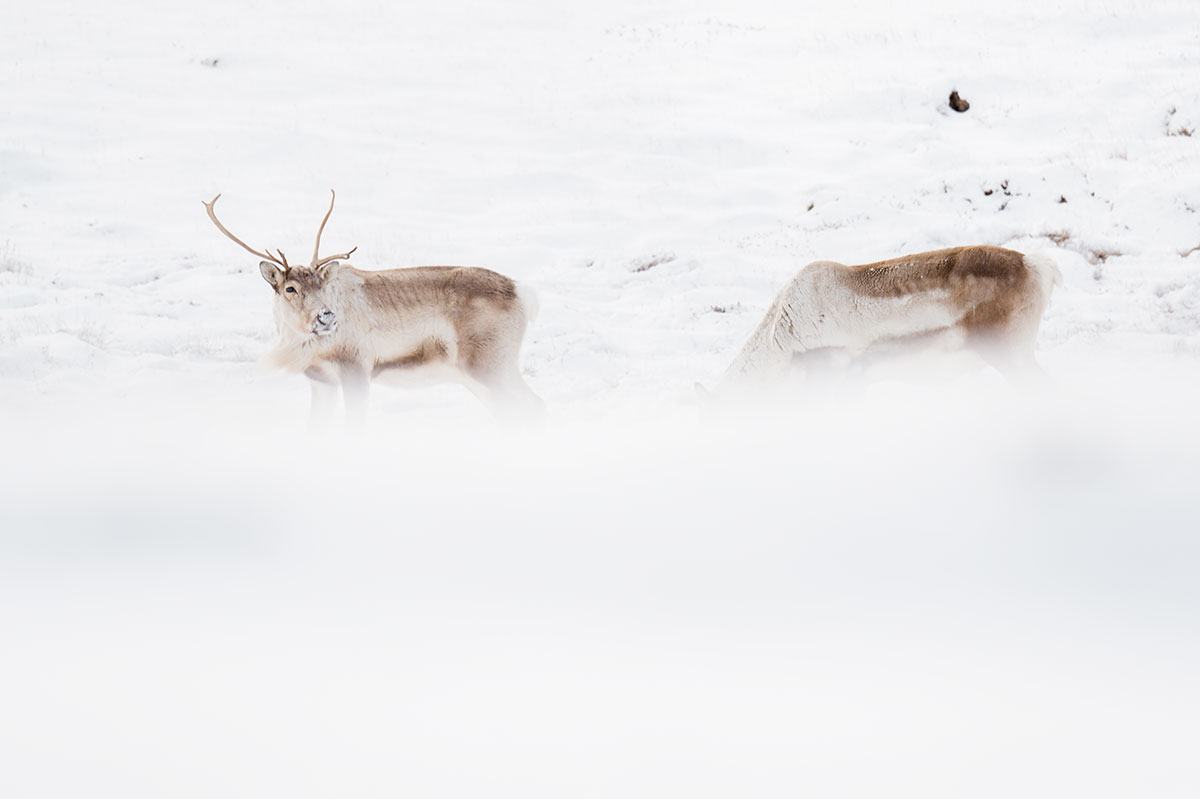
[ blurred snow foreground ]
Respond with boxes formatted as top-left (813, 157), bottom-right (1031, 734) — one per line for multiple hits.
top-left (3, 0), bottom-right (1200, 794)
top-left (2, 377), bottom-right (1200, 799)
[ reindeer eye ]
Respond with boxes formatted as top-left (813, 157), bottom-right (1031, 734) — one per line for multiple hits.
top-left (285, 286), bottom-right (297, 294)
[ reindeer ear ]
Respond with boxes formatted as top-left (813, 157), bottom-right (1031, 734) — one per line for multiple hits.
top-left (260, 261), bottom-right (285, 290)
top-left (317, 260), bottom-right (340, 273)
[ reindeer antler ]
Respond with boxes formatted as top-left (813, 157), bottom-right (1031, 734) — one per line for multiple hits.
top-left (203, 194), bottom-right (288, 269)
top-left (310, 189), bottom-right (358, 268)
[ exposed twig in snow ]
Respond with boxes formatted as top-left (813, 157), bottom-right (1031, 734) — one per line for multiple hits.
top-left (1, 242), bottom-right (30, 274)
top-left (1087, 249), bottom-right (1121, 265)
top-left (1166, 105), bottom-right (1194, 137)
top-left (632, 253), bottom-right (676, 273)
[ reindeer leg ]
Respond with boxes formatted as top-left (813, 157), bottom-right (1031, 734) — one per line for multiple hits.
top-left (457, 334), bottom-right (544, 425)
top-left (459, 367), bottom-right (543, 426)
top-left (304, 366), bottom-right (339, 432)
top-left (500, 369), bottom-right (545, 420)
top-left (339, 362), bottom-right (370, 432)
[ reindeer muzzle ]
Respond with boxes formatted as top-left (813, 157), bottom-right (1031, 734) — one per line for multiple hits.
top-left (313, 308), bottom-right (337, 336)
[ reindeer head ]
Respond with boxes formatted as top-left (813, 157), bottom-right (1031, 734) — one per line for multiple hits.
top-left (204, 190), bottom-right (357, 338)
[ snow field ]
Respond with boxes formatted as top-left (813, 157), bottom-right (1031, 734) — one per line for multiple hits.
top-left (2, 0), bottom-right (1200, 796)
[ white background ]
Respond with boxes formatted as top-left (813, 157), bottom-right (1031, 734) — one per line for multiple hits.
top-left (2, 1), bottom-right (1199, 796)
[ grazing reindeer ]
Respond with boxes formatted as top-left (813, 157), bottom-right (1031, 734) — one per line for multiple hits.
top-left (708, 245), bottom-right (1061, 396)
top-left (204, 191), bottom-right (543, 426)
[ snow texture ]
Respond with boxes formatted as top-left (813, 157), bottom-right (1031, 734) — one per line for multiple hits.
top-left (2, 1), bottom-right (1199, 797)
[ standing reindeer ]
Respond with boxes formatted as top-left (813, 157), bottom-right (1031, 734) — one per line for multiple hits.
top-left (204, 191), bottom-right (543, 426)
top-left (708, 245), bottom-right (1061, 396)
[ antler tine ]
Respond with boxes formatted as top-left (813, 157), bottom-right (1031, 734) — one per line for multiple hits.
top-left (310, 189), bottom-right (337, 268)
top-left (310, 189), bottom-right (358, 268)
top-left (315, 245), bottom-right (358, 268)
top-left (203, 194), bottom-right (286, 268)
top-left (274, 249), bottom-right (290, 269)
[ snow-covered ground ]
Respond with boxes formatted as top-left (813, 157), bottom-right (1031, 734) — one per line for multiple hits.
top-left (2, 1), bottom-right (1199, 796)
